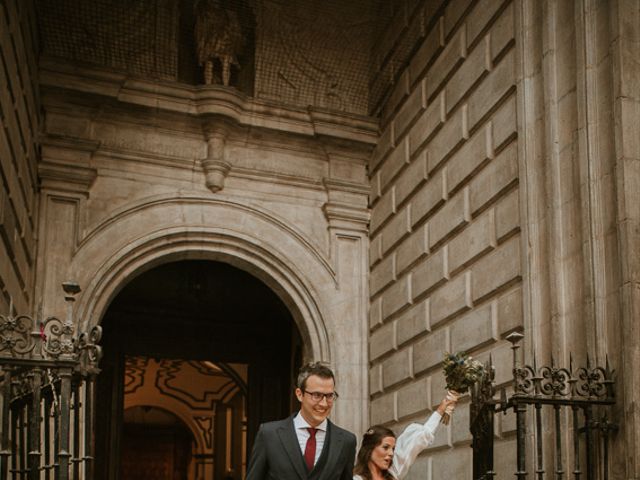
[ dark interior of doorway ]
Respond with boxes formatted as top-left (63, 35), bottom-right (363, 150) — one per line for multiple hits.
top-left (95, 260), bottom-right (302, 480)
top-left (120, 406), bottom-right (192, 480)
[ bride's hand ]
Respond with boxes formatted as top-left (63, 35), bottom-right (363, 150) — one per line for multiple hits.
top-left (436, 390), bottom-right (460, 416)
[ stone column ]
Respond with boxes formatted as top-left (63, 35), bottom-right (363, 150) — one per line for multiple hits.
top-left (609, 0), bottom-right (640, 476)
top-left (516, 0), bottom-right (639, 476)
top-left (515, 0), bottom-right (552, 370)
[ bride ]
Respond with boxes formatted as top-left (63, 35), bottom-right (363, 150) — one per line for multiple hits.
top-left (353, 391), bottom-right (459, 480)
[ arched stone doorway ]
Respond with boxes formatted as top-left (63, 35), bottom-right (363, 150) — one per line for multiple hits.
top-left (34, 192), bottom-right (368, 475)
top-left (95, 260), bottom-right (302, 480)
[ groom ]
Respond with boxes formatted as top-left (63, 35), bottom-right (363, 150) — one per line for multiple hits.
top-left (246, 362), bottom-right (356, 480)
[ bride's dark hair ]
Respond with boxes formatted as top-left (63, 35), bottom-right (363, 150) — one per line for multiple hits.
top-left (353, 425), bottom-right (397, 480)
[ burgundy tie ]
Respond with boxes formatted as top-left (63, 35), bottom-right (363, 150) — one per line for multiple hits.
top-left (304, 428), bottom-right (317, 471)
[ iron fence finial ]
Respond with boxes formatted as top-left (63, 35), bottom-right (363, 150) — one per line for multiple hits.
top-left (471, 333), bottom-right (617, 479)
top-left (570, 352), bottom-right (573, 372)
top-left (506, 331), bottom-right (524, 370)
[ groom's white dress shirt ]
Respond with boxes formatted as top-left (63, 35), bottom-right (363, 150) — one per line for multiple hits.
top-left (294, 412), bottom-right (327, 466)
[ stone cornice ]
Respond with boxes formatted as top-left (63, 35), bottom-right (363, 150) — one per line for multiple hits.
top-left (38, 161), bottom-right (98, 193)
top-left (323, 176), bottom-right (370, 233)
top-left (322, 202), bottom-right (370, 233)
top-left (323, 178), bottom-right (371, 196)
top-left (39, 58), bottom-right (379, 147)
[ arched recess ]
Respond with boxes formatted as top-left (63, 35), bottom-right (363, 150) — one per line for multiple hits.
top-left (121, 357), bottom-right (248, 480)
top-left (70, 193), bottom-right (336, 363)
top-left (123, 403), bottom-right (203, 451)
top-left (120, 405), bottom-right (196, 480)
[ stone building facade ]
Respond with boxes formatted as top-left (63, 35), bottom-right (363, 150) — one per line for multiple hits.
top-left (0, 0), bottom-right (39, 317)
top-left (366, 1), bottom-right (639, 477)
top-left (0, 0), bottom-right (638, 479)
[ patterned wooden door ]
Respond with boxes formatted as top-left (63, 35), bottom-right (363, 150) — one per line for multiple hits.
top-left (121, 425), bottom-right (191, 480)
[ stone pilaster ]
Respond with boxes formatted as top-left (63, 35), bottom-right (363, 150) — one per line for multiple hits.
top-left (321, 139), bottom-right (371, 438)
top-left (36, 135), bottom-right (98, 319)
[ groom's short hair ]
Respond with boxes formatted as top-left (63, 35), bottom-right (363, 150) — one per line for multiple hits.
top-left (296, 362), bottom-right (335, 390)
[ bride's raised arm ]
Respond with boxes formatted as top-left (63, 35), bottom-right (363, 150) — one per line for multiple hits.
top-left (390, 392), bottom-right (459, 480)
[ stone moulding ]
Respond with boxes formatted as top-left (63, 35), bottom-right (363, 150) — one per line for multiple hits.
top-left (39, 58), bottom-right (379, 146)
top-left (38, 160), bottom-right (98, 194)
top-left (40, 58), bottom-right (377, 194)
top-left (73, 227), bottom-right (332, 362)
top-left (73, 193), bottom-right (335, 279)
top-left (322, 177), bottom-right (371, 231)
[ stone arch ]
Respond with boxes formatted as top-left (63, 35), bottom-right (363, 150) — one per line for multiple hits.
top-left (71, 193), bottom-right (335, 362)
top-left (123, 403), bottom-right (203, 452)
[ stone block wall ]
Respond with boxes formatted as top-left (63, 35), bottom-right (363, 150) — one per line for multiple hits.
top-left (0, 0), bottom-right (39, 314)
top-left (368, 0), bottom-right (520, 475)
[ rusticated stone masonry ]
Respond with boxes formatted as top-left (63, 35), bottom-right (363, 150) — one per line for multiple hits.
top-left (0, 0), bottom-right (39, 314)
top-left (369, 1), bottom-right (520, 477)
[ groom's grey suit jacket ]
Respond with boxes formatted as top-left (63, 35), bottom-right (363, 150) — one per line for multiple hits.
top-left (245, 414), bottom-right (356, 480)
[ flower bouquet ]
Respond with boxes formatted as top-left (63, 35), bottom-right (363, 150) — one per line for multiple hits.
top-left (441, 351), bottom-right (485, 424)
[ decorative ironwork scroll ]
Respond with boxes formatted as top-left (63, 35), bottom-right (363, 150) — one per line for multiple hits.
top-left (470, 332), bottom-right (617, 480)
top-left (0, 313), bottom-right (37, 357)
top-left (509, 334), bottom-right (614, 405)
top-left (0, 282), bottom-right (102, 480)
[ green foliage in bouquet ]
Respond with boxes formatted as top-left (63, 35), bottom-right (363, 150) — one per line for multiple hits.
top-left (442, 351), bottom-right (485, 394)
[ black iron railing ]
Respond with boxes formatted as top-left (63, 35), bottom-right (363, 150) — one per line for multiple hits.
top-left (0, 283), bottom-right (102, 480)
top-left (470, 332), bottom-right (617, 480)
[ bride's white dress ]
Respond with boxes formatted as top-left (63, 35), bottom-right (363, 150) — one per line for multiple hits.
top-left (353, 411), bottom-right (441, 480)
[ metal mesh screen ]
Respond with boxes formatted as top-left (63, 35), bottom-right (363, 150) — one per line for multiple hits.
top-left (36, 0), bottom-right (393, 115)
top-left (254, 0), bottom-right (379, 115)
top-left (37, 0), bottom-right (179, 81)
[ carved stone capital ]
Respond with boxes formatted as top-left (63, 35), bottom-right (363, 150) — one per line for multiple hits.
top-left (39, 135), bottom-right (99, 195)
top-left (322, 202), bottom-right (370, 233)
top-left (322, 178), bottom-right (370, 233)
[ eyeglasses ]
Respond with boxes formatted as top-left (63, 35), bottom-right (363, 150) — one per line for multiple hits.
top-left (303, 390), bottom-right (339, 402)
